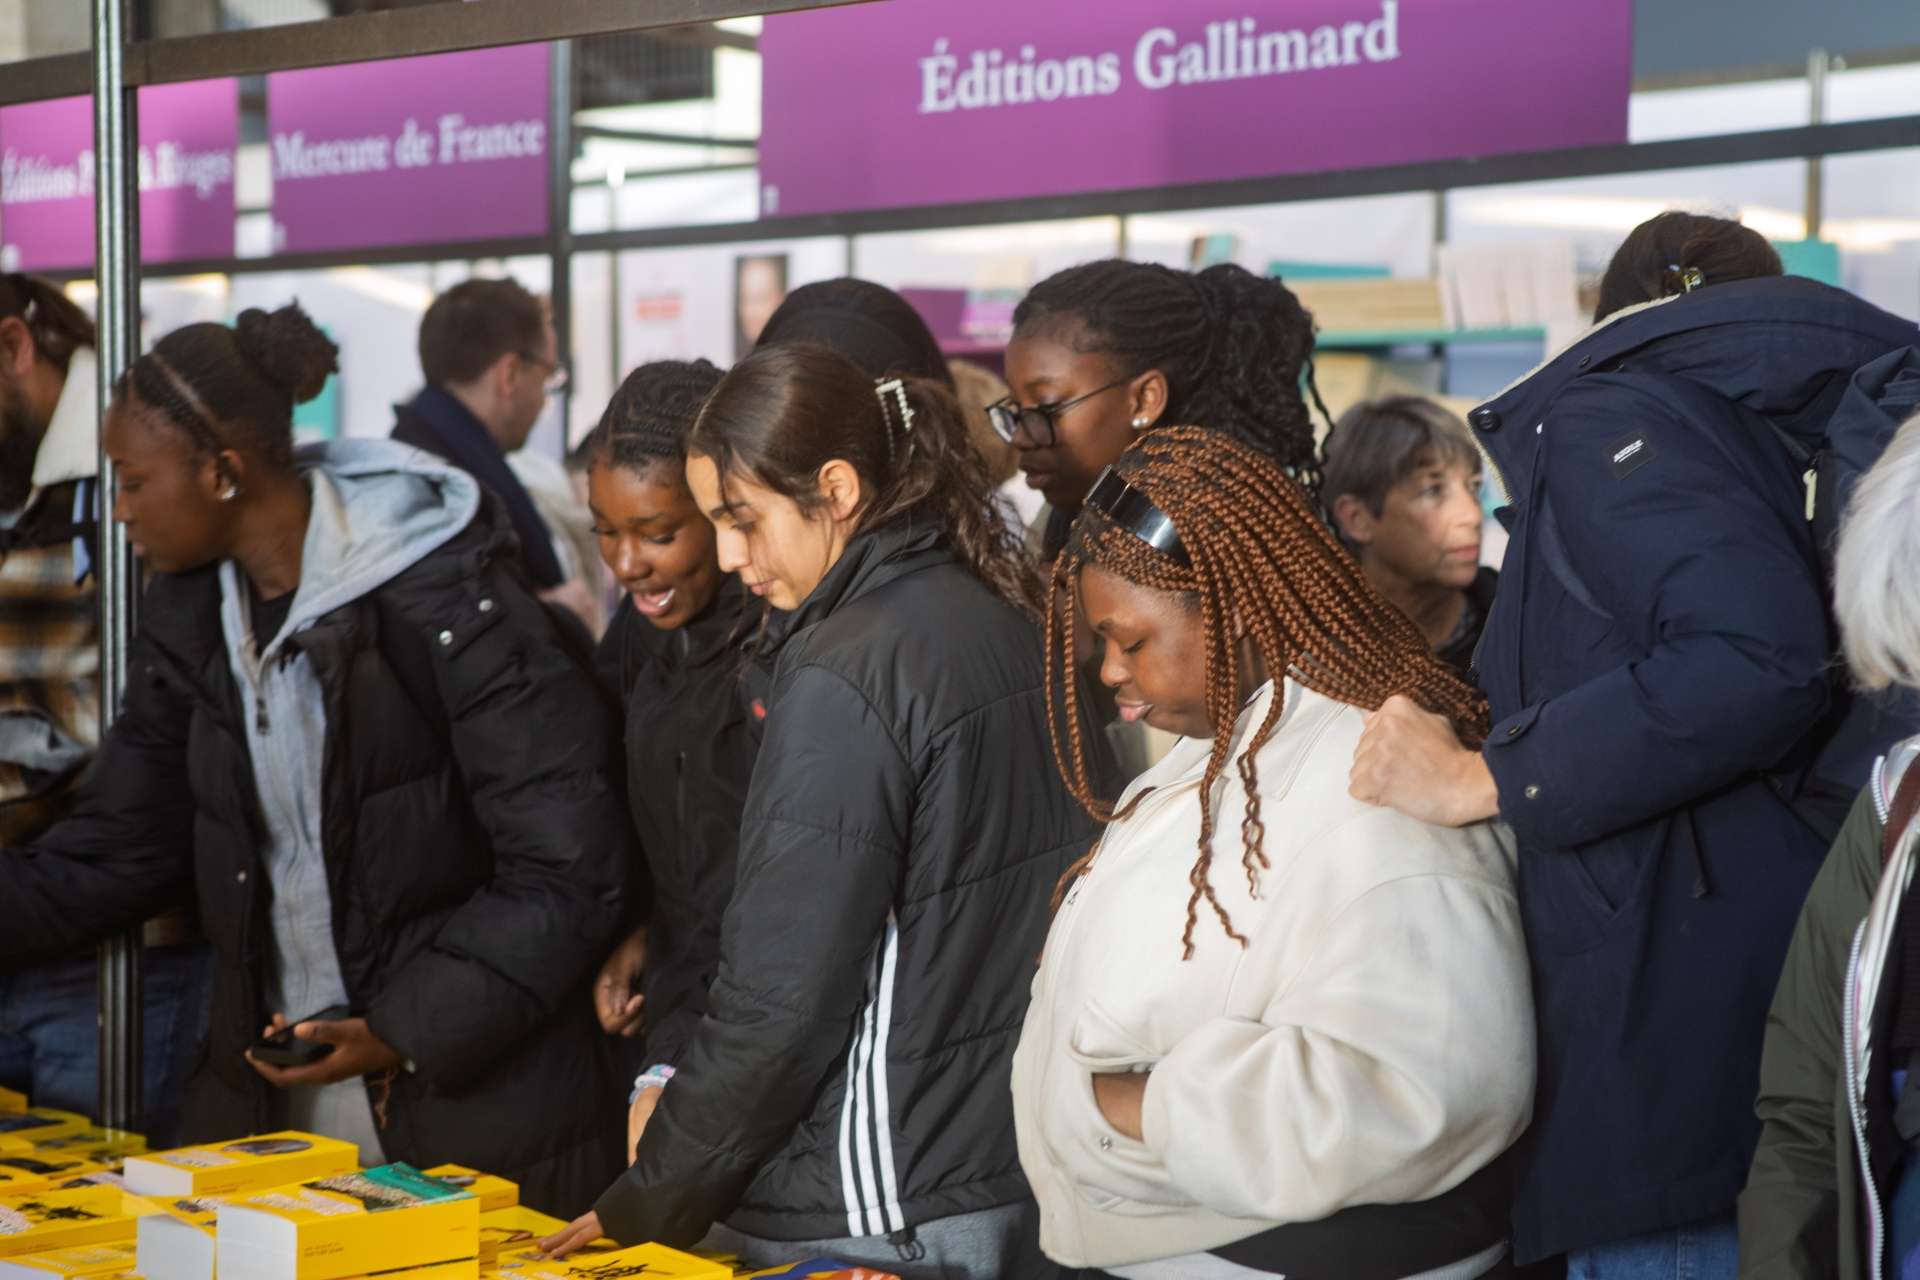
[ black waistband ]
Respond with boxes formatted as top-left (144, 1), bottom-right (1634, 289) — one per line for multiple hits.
top-left (1208, 1154), bottom-right (1511, 1280)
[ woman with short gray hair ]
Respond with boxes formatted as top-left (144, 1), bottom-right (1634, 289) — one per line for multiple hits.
top-left (1741, 411), bottom-right (1920, 1279)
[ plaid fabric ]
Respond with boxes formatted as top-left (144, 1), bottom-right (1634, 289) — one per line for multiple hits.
top-left (0, 477), bottom-right (99, 845)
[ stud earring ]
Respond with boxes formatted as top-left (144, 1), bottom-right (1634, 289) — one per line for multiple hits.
top-left (1130, 416), bottom-right (1150, 429)
top-left (219, 484), bottom-right (240, 503)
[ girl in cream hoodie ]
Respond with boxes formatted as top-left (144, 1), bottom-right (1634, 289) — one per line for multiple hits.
top-left (1013, 428), bottom-right (1534, 1280)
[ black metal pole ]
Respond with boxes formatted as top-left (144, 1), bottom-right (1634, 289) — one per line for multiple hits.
top-left (548, 37), bottom-right (575, 454)
top-left (91, 0), bottom-right (143, 1135)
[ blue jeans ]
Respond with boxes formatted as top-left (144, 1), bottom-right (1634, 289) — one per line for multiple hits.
top-left (0, 944), bottom-right (215, 1147)
top-left (1565, 1214), bottom-right (1737, 1280)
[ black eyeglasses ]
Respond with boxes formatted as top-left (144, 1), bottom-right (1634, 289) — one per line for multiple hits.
top-left (986, 377), bottom-right (1130, 448)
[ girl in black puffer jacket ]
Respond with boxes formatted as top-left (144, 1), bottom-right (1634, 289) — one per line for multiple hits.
top-left (547, 343), bottom-right (1097, 1278)
top-left (0, 305), bottom-right (633, 1214)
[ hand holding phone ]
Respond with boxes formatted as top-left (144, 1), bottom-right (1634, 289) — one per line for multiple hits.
top-left (248, 1005), bottom-right (352, 1067)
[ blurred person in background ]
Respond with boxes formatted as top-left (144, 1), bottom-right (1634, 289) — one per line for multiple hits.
top-left (1350, 212), bottom-right (1918, 1279)
top-left (1018, 428), bottom-right (1530, 1280)
top-left (1741, 410), bottom-right (1920, 1279)
top-left (1322, 395), bottom-right (1496, 677)
top-left (946, 357), bottom-right (1031, 534)
top-left (579, 359), bottom-right (761, 1166)
top-left (0, 304), bottom-right (633, 1212)
top-left (0, 271), bottom-right (212, 1145)
top-left (391, 277), bottom-right (599, 633)
top-left (545, 343), bottom-right (1095, 1277)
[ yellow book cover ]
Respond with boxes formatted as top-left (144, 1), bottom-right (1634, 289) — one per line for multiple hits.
top-left (0, 1240), bottom-right (139, 1277)
top-left (0, 1186), bottom-right (155, 1259)
top-left (423, 1167), bottom-right (518, 1215)
top-left (0, 1117), bottom-right (88, 1151)
top-left (123, 1132), bottom-right (357, 1199)
top-left (0, 1163), bottom-right (112, 1200)
top-left (476, 1206), bottom-right (565, 1268)
top-left (28, 1134), bottom-right (145, 1166)
top-left (0, 1091), bottom-right (24, 1116)
top-left (569, 1244), bottom-right (731, 1279)
top-left (215, 1163), bottom-right (479, 1280)
top-left (133, 1189), bottom-right (237, 1280)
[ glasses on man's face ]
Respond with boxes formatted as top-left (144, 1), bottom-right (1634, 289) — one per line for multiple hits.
top-left (519, 351), bottom-right (570, 399)
top-left (986, 377), bottom-right (1131, 448)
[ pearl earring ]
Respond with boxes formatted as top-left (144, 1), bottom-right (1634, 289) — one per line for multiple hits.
top-left (1130, 416), bottom-right (1149, 429)
top-left (219, 484), bottom-right (240, 502)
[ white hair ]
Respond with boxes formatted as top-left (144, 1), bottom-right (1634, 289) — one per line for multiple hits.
top-left (1836, 410), bottom-right (1920, 691)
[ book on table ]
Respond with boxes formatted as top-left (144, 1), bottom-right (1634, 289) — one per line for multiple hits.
top-left (0, 1186), bottom-right (156, 1259)
top-left (25, 1134), bottom-right (145, 1167)
top-left (488, 1243), bottom-right (730, 1279)
top-left (215, 1163), bottom-right (479, 1280)
top-left (422, 1166), bottom-right (518, 1215)
top-left (0, 1240), bottom-right (139, 1277)
top-left (476, 1206), bottom-right (566, 1269)
top-left (0, 1161), bottom-right (115, 1199)
top-left (123, 1131), bottom-right (358, 1199)
top-left (0, 1117), bottom-right (88, 1152)
top-left (0, 1093), bottom-right (23, 1117)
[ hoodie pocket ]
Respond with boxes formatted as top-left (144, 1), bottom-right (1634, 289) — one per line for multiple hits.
top-left (1054, 999), bottom-right (1189, 1212)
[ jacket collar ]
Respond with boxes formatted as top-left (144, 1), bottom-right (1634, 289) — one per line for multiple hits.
top-left (629, 573), bottom-right (756, 674)
top-left (31, 347), bottom-right (100, 491)
top-left (1472, 277), bottom-right (1920, 501)
top-left (760, 518), bottom-right (947, 656)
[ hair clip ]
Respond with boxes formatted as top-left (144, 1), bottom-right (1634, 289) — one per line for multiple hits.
top-left (1667, 263), bottom-right (1706, 294)
top-left (874, 377), bottom-right (915, 437)
top-left (1084, 467), bottom-right (1190, 565)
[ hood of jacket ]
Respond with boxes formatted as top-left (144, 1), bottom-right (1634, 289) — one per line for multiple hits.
top-left (1475, 276), bottom-right (1919, 500)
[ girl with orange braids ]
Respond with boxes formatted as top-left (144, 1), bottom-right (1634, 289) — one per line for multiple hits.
top-left (1011, 427), bottom-right (1534, 1280)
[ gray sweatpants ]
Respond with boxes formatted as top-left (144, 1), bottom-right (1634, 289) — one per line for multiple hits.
top-left (700, 1200), bottom-right (1057, 1280)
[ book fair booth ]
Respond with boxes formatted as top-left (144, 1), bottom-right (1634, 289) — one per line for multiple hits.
top-left (1, 0), bottom-right (1918, 1274)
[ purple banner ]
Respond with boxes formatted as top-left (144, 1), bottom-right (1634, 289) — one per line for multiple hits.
top-left (0, 80), bottom-right (237, 272)
top-left (760, 0), bottom-right (1632, 217)
top-left (268, 45), bottom-right (550, 255)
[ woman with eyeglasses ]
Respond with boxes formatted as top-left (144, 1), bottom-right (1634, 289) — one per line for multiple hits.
top-left (1013, 427), bottom-right (1531, 1280)
top-left (995, 260), bottom-right (1327, 562)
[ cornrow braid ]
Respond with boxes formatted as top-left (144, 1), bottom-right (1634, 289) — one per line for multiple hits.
top-left (1047, 426), bottom-right (1489, 958)
top-left (586, 358), bottom-right (726, 474)
top-left (1013, 259), bottom-right (1328, 494)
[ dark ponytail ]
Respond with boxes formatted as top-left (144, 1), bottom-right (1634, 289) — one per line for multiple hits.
top-left (585, 358), bottom-right (725, 474)
top-left (689, 342), bottom-right (1044, 616)
top-left (1594, 211), bottom-right (1784, 322)
top-left (1011, 259), bottom-right (1325, 492)
top-left (120, 302), bottom-right (337, 470)
top-left (0, 273), bottom-right (95, 372)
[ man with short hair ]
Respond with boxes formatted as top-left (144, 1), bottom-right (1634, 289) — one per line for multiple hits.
top-left (392, 278), bottom-right (585, 615)
top-left (0, 272), bottom-right (209, 1141)
top-left (1321, 395), bottom-right (1495, 676)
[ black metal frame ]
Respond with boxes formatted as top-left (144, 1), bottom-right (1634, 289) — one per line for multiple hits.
top-left (0, 0), bottom-right (848, 106)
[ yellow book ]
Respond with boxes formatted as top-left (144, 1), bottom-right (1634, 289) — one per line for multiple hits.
top-left (133, 1190), bottom-right (235, 1280)
top-left (0, 1116), bottom-right (88, 1151)
top-left (0, 1091), bottom-right (24, 1116)
top-left (423, 1167), bottom-right (518, 1215)
top-left (476, 1206), bottom-right (565, 1268)
top-left (568, 1247), bottom-right (729, 1279)
top-left (0, 1240), bottom-right (139, 1277)
top-left (28, 1134), bottom-right (145, 1166)
top-left (0, 1162), bottom-right (112, 1200)
top-left (215, 1163), bottom-right (479, 1280)
top-left (0, 1187), bottom-right (155, 1259)
top-left (123, 1132), bottom-right (357, 1199)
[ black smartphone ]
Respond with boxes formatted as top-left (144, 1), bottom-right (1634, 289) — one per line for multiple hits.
top-left (248, 1005), bottom-right (352, 1067)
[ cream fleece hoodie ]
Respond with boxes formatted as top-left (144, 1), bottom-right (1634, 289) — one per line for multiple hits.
top-left (1011, 678), bottom-right (1535, 1271)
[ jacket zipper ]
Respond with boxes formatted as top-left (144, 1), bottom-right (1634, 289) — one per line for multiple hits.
top-left (1847, 918), bottom-right (1888, 1280)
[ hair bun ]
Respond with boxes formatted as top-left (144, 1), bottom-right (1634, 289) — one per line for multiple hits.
top-left (233, 303), bottom-right (339, 405)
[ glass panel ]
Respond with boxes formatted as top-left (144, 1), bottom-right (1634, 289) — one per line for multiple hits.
top-left (1128, 194), bottom-right (1437, 278)
top-left (1824, 148), bottom-right (1920, 321)
top-left (851, 218), bottom-right (1120, 292)
top-left (1827, 61), bottom-right (1920, 124)
top-left (1626, 80), bottom-right (1808, 143)
top-left (617, 236), bottom-right (844, 368)
top-left (569, 249), bottom-right (615, 448)
top-left (0, 1), bottom-right (90, 65)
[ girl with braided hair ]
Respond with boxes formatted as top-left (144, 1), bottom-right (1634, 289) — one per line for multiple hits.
top-left (1011, 427), bottom-right (1533, 1280)
top-left (999, 258), bottom-right (1327, 562)
top-left (577, 359), bottom-right (768, 1164)
top-left (549, 342), bottom-right (1095, 1278)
